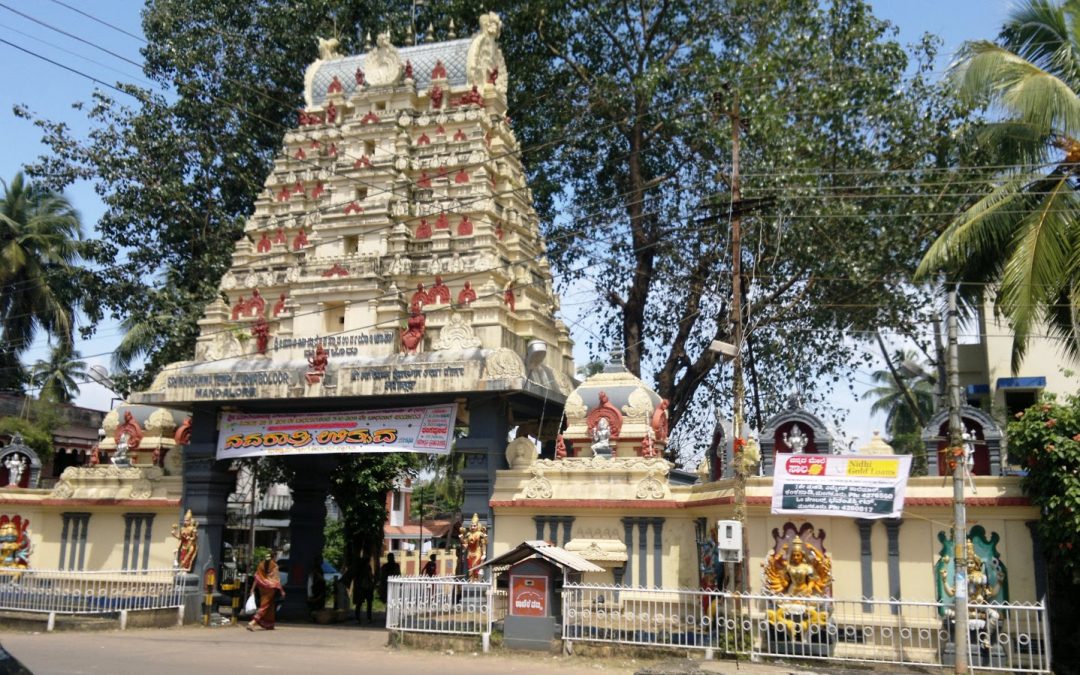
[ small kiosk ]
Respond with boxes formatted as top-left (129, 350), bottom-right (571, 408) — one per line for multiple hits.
top-left (481, 541), bottom-right (603, 651)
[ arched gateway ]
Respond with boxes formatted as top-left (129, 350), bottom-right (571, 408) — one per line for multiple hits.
top-left (129, 16), bottom-right (574, 617)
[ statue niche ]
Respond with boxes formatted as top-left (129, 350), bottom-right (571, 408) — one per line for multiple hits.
top-left (761, 522), bottom-right (835, 655)
top-left (935, 525), bottom-right (1008, 653)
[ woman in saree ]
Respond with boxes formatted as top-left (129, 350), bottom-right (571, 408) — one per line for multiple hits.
top-left (248, 555), bottom-right (285, 630)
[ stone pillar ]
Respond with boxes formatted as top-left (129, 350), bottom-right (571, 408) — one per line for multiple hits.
top-left (637, 520), bottom-right (648, 587)
top-left (459, 397), bottom-right (510, 560)
top-left (885, 519), bottom-right (903, 613)
top-left (279, 454), bottom-right (336, 620)
top-left (621, 518), bottom-right (634, 586)
top-left (651, 518), bottom-right (664, 588)
top-left (1026, 521), bottom-right (1048, 601)
top-left (855, 519), bottom-right (875, 611)
top-left (180, 407), bottom-right (234, 621)
top-left (560, 517), bottom-right (573, 547)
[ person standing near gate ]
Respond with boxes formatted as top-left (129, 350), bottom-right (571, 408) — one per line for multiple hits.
top-left (378, 553), bottom-right (401, 610)
top-left (247, 554), bottom-right (285, 631)
top-left (344, 556), bottom-right (375, 624)
top-left (422, 553), bottom-right (437, 577)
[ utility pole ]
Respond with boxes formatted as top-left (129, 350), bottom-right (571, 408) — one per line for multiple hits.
top-left (947, 285), bottom-right (969, 674)
top-left (721, 87), bottom-right (750, 594)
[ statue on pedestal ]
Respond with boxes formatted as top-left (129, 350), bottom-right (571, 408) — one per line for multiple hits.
top-left (459, 513), bottom-right (488, 580)
top-left (171, 509), bottom-right (198, 573)
top-left (761, 528), bottom-right (834, 650)
top-left (3, 455), bottom-right (25, 488)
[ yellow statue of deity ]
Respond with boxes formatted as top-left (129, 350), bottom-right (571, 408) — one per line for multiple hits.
top-left (762, 536), bottom-right (833, 640)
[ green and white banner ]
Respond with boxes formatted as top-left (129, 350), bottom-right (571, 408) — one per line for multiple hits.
top-left (771, 454), bottom-right (913, 519)
top-left (216, 405), bottom-right (457, 459)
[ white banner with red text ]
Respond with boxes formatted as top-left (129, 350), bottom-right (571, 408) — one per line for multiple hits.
top-left (216, 405), bottom-right (457, 459)
top-left (771, 454), bottom-right (913, 519)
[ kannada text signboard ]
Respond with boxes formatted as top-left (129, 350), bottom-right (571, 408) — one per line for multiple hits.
top-left (771, 454), bottom-right (912, 519)
top-left (216, 405), bottom-right (457, 459)
top-left (510, 575), bottom-right (549, 617)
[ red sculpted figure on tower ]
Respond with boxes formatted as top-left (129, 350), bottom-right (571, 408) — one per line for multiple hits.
top-left (503, 286), bottom-right (515, 312)
top-left (305, 342), bottom-right (328, 384)
top-left (256, 233), bottom-right (272, 253)
top-left (415, 219), bottom-right (432, 239)
top-left (429, 85), bottom-right (444, 109)
top-left (401, 307), bottom-right (426, 354)
top-left (251, 316), bottom-right (270, 355)
top-left (457, 281), bottom-right (477, 305)
top-left (411, 283), bottom-right (428, 310)
top-left (248, 289), bottom-right (266, 317)
top-left (232, 295), bottom-right (248, 320)
top-left (651, 399), bottom-right (670, 444)
top-left (272, 292), bottom-right (287, 317)
top-left (431, 60), bottom-right (447, 80)
top-left (429, 276), bottom-right (451, 304)
top-left (292, 227), bottom-right (309, 251)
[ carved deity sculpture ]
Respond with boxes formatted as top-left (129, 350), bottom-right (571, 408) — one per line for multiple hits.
top-left (174, 417), bottom-right (192, 446)
top-left (651, 399), bottom-right (670, 444)
top-left (555, 434), bottom-right (568, 459)
top-left (431, 59), bottom-right (447, 80)
top-left (3, 455), bottom-right (25, 488)
top-left (591, 418), bottom-right (613, 456)
top-left (459, 513), bottom-right (488, 580)
top-left (232, 295), bottom-right (247, 320)
top-left (113, 433), bottom-right (132, 466)
top-left (115, 411), bottom-right (144, 458)
top-left (939, 539), bottom-right (1006, 648)
top-left (429, 84), bottom-right (444, 109)
top-left (403, 59), bottom-right (414, 81)
top-left (457, 215), bottom-right (473, 236)
top-left (503, 286), bottom-right (515, 312)
top-left (457, 281), bottom-right (477, 305)
top-left (762, 534), bottom-right (834, 641)
top-left (306, 342), bottom-right (329, 384)
top-left (171, 509), bottom-right (198, 573)
top-left (784, 425), bottom-right (809, 454)
top-left (317, 36), bottom-right (341, 60)
top-left (272, 292), bottom-right (287, 317)
top-left (411, 283), bottom-right (428, 310)
top-left (292, 226), bottom-right (309, 250)
top-left (401, 309), bottom-right (426, 354)
top-left (0, 516), bottom-right (31, 568)
top-left (248, 288), bottom-right (266, 317)
top-left (365, 32), bottom-right (402, 86)
top-left (256, 233), bottom-right (272, 252)
top-left (355, 67), bottom-right (365, 86)
top-left (251, 315), bottom-right (270, 355)
top-left (429, 276), bottom-right (451, 304)
top-left (415, 219), bottom-right (432, 239)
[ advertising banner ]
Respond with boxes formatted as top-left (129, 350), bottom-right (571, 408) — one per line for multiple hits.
top-left (510, 575), bottom-right (548, 617)
top-left (771, 454), bottom-right (913, 519)
top-left (216, 405), bottom-right (457, 459)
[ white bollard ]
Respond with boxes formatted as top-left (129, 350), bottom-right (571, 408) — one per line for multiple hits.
top-left (481, 632), bottom-right (490, 653)
top-left (120, 609), bottom-right (128, 630)
top-left (46, 612), bottom-right (55, 633)
top-left (704, 647), bottom-right (714, 661)
top-left (177, 605), bottom-right (184, 626)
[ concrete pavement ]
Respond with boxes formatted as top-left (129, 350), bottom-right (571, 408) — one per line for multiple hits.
top-left (0, 622), bottom-right (894, 675)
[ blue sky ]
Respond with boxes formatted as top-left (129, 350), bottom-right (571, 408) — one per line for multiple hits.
top-left (0, 1), bottom-right (1013, 438)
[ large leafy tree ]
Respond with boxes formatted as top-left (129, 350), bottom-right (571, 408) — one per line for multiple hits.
top-left (0, 173), bottom-right (83, 394)
top-left (20, 0), bottom-right (975, 460)
top-left (919, 0), bottom-right (1080, 370)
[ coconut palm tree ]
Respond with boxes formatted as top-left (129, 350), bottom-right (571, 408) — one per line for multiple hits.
top-left (0, 172), bottom-right (82, 393)
top-left (918, 0), bottom-right (1080, 370)
top-left (862, 349), bottom-right (937, 439)
top-left (30, 344), bottom-right (87, 403)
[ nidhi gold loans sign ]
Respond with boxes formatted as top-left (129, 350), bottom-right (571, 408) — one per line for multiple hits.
top-left (216, 405), bottom-right (457, 459)
top-left (771, 454), bottom-right (913, 519)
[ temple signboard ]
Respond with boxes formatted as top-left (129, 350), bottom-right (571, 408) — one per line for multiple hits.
top-left (216, 405), bottom-right (457, 459)
top-left (771, 454), bottom-right (912, 519)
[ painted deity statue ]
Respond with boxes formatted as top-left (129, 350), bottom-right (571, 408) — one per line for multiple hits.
top-left (0, 516), bottom-right (31, 569)
top-left (459, 513), bottom-right (488, 580)
top-left (4, 454), bottom-right (26, 487)
top-left (171, 509), bottom-right (198, 572)
top-left (762, 535), bottom-right (833, 641)
top-left (940, 540), bottom-right (1006, 648)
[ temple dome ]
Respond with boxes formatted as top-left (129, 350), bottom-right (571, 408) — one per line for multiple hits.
top-left (562, 358), bottom-right (667, 458)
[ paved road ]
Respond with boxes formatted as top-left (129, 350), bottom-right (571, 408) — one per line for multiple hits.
top-left (0, 623), bottom-right (663, 675)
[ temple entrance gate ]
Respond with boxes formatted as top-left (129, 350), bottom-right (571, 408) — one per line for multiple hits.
top-left (129, 16), bottom-right (574, 619)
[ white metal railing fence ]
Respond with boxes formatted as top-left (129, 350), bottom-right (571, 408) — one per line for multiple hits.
top-left (386, 576), bottom-right (496, 636)
top-left (561, 584), bottom-right (1051, 673)
top-left (0, 568), bottom-right (184, 615)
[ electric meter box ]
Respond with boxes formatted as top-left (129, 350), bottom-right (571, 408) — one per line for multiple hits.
top-left (717, 520), bottom-right (742, 562)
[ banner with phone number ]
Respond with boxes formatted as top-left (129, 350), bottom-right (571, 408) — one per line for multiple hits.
top-left (216, 405), bottom-right (457, 459)
top-left (771, 454), bottom-right (913, 519)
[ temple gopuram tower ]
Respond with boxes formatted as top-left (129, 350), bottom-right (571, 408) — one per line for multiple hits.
top-left (131, 14), bottom-right (573, 611)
